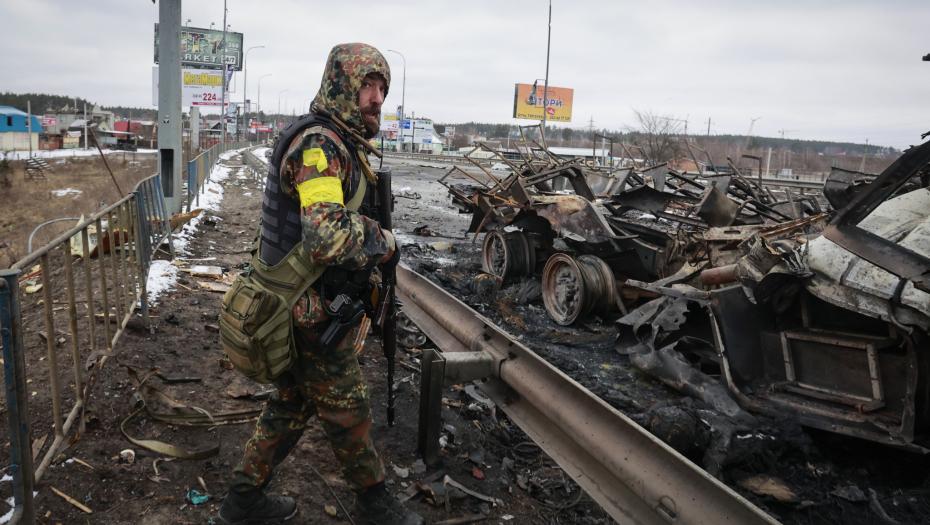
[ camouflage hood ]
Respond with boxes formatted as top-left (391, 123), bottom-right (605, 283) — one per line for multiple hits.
top-left (312, 43), bottom-right (391, 134)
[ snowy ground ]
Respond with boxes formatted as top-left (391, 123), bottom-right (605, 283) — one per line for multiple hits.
top-left (3, 148), bottom-right (157, 160)
top-left (144, 147), bottom-right (246, 306)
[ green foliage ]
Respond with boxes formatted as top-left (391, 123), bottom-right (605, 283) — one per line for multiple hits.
top-left (0, 92), bottom-right (157, 121)
top-left (0, 154), bottom-right (12, 189)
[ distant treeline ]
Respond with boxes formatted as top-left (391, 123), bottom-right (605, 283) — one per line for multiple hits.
top-left (0, 92), bottom-right (158, 121)
top-left (441, 121), bottom-right (899, 158)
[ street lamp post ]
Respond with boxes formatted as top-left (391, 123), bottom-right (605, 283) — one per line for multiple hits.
top-left (386, 50), bottom-right (405, 152)
top-left (243, 45), bottom-right (264, 141)
top-left (278, 89), bottom-right (289, 131)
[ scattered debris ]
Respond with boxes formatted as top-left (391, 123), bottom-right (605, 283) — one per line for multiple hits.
top-left (51, 486), bottom-right (93, 514)
top-left (185, 489), bottom-right (211, 505)
top-left (737, 475), bottom-right (798, 502)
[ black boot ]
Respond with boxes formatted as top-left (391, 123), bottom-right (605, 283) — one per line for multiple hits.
top-left (354, 482), bottom-right (425, 525)
top-left (218, 487), bottom-right (298, 525)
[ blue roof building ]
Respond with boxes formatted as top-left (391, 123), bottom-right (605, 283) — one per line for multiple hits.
top-left (0, 106), bottom-right (43, 151)
top-left (0, 106), bottom-right (42, 133)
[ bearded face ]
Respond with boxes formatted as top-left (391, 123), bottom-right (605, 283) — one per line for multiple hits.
top-left (358, 73), bottom-right (386, 139)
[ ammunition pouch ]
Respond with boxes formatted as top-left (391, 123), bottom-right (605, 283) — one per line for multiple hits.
top-left (219, 172), bottom-right (369, 384)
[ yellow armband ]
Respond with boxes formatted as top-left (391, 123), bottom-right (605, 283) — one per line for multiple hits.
top-left (297, 177), bottom-right (344, 207)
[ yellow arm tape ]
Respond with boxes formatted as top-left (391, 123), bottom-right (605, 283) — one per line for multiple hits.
top-left (302, 148), bottom-right (330, 173)
top-left (297, 177), bottom-right (344, 208)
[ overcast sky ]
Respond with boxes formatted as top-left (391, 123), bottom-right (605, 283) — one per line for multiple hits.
top-left (2, 0), bottom-right (928, 148)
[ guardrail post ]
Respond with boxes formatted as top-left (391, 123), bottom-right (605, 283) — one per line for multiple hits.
top-left (417, 349), bottom-right (445, 466)
top-left (0, 269), bottom-right (37, 525)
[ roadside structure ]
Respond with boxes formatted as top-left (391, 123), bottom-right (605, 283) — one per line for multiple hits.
top-left (0, 106), bottom-right (42, 151)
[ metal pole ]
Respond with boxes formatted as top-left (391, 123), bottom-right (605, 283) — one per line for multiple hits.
top-left (244, 46), bottom-right (263, 136)
top-left (221, 0), bottom-right (228, 145)
top-left (83, 103), bottom-right (88, 149)
top-left (258, 74), bottom-right (270, 127)
top-left (27, 100), bottom-right (32, 157)
top-left (765, 147), bottom-right (772, 177)
top-left (387, 50), bottom-right (405, 152)
top-left (278, 89), bottom-right (289, 130)
top-left (541, 0), bottom-right (551, 138)
top-left (0, 270), bottom-right (36, 525)
top-left (157, 0), bottom-right (183, 214)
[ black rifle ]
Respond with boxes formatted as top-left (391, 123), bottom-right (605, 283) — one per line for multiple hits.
top-left (372, 167), bottom-right (397, 426)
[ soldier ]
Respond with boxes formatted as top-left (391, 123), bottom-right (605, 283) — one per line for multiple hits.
top-left (218, 43), bottom-right (425, 525)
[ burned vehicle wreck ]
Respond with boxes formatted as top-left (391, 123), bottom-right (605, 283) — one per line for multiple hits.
top-left (620, 141), bottom-right (930, 452)
top-left (440, 129), bottom-right (930, 451)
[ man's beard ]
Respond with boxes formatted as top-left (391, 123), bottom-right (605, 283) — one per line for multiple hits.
top-left (360, 104), bottom-right (380, 139)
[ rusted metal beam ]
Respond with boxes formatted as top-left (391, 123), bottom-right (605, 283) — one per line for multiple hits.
top-left (398, 265), bottom-right (780, 525)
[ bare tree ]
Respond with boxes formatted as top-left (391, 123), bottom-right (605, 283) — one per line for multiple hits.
top-left (626, 109), bottom-right (684, 164)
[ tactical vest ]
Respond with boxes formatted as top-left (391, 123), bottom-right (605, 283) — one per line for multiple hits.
top-left (260, 113), bottom-right (363, 266)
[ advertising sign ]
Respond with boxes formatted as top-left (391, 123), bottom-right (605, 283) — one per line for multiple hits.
top-left (512, 83), bottom-right (573, 122)
top-left (152, 67), bottom-right (225, 106)
top-left (245, 100), bottom-right (251, 113)
top-left (154, 24), bottom-right (244, 71)
top-left (41, 117), bottom-right (56, 126)
top-left (380, 114), bottom-right (399, 132)
top-left (400, 119), bottom-right (433, 143)
top-left (257, 126), bottom-right (273, 133)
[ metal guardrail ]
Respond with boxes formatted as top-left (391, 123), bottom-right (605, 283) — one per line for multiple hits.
top-left (0, 174), bottom-right (174, 525)
top-left (398, 265), bottom-right (781, 525)
top-left (383, 151), bottom-right (494, 167)
top-left (187, 141), bottom-right (251, 211)
top-left (241, 144), bottom-right (269, 181)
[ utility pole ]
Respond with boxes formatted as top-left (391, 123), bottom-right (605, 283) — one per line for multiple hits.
top-left (705, 118), bottom-right (711, 136)
top-left (540, 0), bottom-right (552, 139)
top-left (27, 100), bottom-right (32, 158)
top-left (243, 45), bottom-right (264, 142)
top-left (859, 139), bottom-right (869, 173)
top-left (386, 50), bottom-right (405, 152)
top-left (743, 117), bottom-right (761, 149)
top-left (278, 90), bottom-right (289, 129)
top-left (778, 128), bottom-right (798, 139)
top-left (157, 0), bottom-right (183, 214)
top-left (221, 0), bottom-right (228, 144)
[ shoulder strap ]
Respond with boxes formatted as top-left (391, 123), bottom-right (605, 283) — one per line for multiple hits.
top-left (251, 173), bottom-right (370, 307)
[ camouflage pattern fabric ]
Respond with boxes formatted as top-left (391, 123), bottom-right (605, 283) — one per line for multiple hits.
top-left (230, 311), bottom-right (386, 493)
top-left (279, 125), bottom-right (393, 271)
top-left (231, 42), bottom-right (393, 495)
top-left (311, 43), bottom-right (390, 134)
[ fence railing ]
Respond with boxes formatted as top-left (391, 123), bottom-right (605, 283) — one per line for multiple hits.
top-left (187, 140), bottom-right (250, 211)
top-left (242, 144), bottom-right (270, 181)
top-left (0, 173), bottom-right (173, 525)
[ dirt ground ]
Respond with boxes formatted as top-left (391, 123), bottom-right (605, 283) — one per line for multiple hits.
top-left (0, 151), bottom-right (158, 269)
top-left (4, 150), bottom-right (930, 525)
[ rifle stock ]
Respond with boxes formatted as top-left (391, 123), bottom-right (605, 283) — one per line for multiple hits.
top-left (375, 167), bottom-right (397, 426)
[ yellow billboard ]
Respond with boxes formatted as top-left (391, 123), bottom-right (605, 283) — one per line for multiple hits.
top-left (512, 83), bottom-right (573, 122)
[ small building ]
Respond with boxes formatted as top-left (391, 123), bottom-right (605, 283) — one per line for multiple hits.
top-left (43, 105), bottom-right (115, 135)
top-left (0, 106), bottom-right (42, 151)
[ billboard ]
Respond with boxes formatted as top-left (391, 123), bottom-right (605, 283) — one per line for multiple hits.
top-left (400, 119), bottom-right (433, 143)
top-left (380, 114), bottom-right (399, 132)
top-left (512, 83), bottom-right (573, 122)
top-left (154, 24), bottom-right (244, 71)
top-left (152, 67), bottom-right (225, 106)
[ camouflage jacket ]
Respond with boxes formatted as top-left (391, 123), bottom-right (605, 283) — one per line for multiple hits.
top-left (279, 42), bottom-right (394, 273)
top-left (279, 43), bottom-right (394, 328)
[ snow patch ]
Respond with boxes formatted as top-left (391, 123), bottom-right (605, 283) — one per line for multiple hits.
top-left (171, 155), bottom-right (235, 255)
top-left (51, 188), bottom-right (82, 197)
top-left (146, 260), bottom-right (179, 306)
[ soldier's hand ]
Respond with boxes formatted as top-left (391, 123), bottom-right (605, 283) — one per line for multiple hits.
top-left (380, 232), bottom-right (401, 266)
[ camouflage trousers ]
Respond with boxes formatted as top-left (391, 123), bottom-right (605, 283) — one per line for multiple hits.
top-left (230, 309), bottom-right (386, 493)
